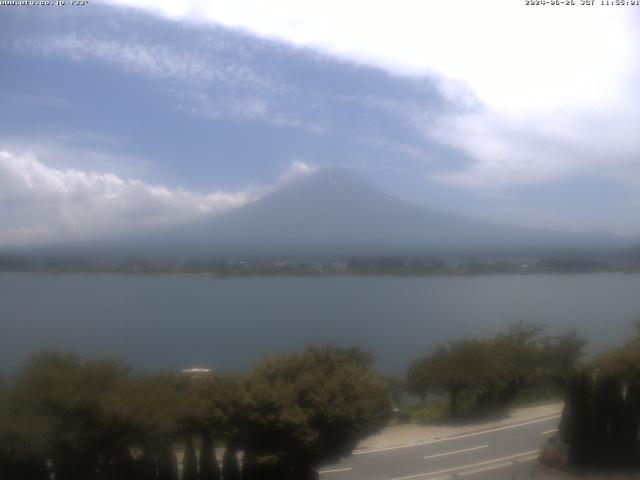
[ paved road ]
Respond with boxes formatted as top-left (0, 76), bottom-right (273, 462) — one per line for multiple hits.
top-left (318, 414), bottom-right (561, 480)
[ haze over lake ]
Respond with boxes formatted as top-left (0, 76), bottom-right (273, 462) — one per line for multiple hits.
top-left (2, 272), bottom-right (639, 376)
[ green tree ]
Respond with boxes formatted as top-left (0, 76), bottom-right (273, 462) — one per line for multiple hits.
top-left (182, 436), bottom-right (198, 480)
top-left (385, 377), bottom-right (405, 405)
top-left (240, 346), bottom-right (391, 479)
top-left (120, 375), bottom-right (184, 480)
top-left (0, 377), bottom-right (50, 480)
top-left (199, 431), bottom-right (220, 480)
top-left (541, 330), bottom-right (585, 390)
top-left (156, 442), bottom-right (178, 480)
top-left (409, 323), bottom-right (584, 415)
top-left (405, 359), bottom-right (433, 403)
top-left (492, 322), bottom-right (545, 402)
top-left (428, 341), bottom-right (503, 414)
top-left (240, 449), bottom-right (257, 480)
top-left (10, 352), bottom-right (133, 480)
top-left (222, 444), bottom-right (240, 480)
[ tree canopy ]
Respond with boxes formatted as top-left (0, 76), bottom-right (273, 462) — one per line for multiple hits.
top-left (0, 347), bottom-right (391, 480)
top-left (240, 347), bottom-right (391, 479)
top-left (406, 323), bottom-right (585, 415)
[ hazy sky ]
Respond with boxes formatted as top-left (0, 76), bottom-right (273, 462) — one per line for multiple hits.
top-left (2, 1), bottom-right (640, 246)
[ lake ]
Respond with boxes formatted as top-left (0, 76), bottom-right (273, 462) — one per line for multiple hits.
top-left (1, 272), bottom-right (639, 376)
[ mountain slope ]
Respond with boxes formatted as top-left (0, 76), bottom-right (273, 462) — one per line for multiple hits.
top-left (128, 167), bottom-right (624, 258)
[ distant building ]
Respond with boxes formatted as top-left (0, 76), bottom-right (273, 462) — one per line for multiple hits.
top-left (179, 367), bottom-right (216, 378)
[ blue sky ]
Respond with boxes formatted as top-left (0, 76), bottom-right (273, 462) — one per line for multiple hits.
top-left (2, 1), bottom-right (640, 245)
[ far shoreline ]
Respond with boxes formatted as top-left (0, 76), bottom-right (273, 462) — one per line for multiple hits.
top-left (0, 270), bottom-right (637, 278)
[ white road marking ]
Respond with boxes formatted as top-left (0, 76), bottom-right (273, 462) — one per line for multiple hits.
top-left (353, 414), bottom-right (561, 455)
top-left (318, 467), bottom-right (353, 474)
top-left (458, 461), bottom-right (511, 476)
top-left (518, 454), bottom-right (539, 462)
top-left (423, 445), bottom-right (488, 459)
top-left (542, 428), bottom-right (558, 434)
top-left (388, 450), bottom-right (539, 480)
top-left (458, 453), bottom-right (538, 476)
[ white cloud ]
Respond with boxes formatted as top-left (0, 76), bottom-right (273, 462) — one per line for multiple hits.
top-left (99, 0), bottom-right (634, 111)
top-left (17, 33), bottom-right (296, 126)
top-left (428, 104), bottom-right (640, 189)
top-left (0, 149), bottom-right (315, 246)
top-left (25, 35), bottom-right (217, 83)
top-left (22, 33), bottom-right (278, 94)
top-left (98, 0), bottom-right (640, 189)
top-left (278, 160), bottom-right (317, 183)
top-left (0, 133), bottom-right (151, 179)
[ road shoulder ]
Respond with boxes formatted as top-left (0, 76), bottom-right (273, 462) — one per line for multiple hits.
top-left (356, 401), bottom-right (563, 453)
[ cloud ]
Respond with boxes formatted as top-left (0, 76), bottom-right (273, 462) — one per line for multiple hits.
top-left (428, 103), bottom-right (640, 189)
top-left (15, 32), bottom-right (294, 126)
top-left (97, 0), bottom-right (633, 109)
top-left (97, 0), bottom-right (640, 190)
top-left (0, 132), bottom-right (151, 179)
top-left (278, 160), bottom-right (317, 183)
top-left (10, 12), bottom-right (434, 150)
top-left (0, 149), bottom-right (315, 246)
top-left (356, 136), bottom-right (432, 163)
top-left (22, 35), bottom-right (215, 84)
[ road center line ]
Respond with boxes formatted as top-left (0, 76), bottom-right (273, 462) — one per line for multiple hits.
top-left (318, 467), bottom-right (352, 474)
top-left (353, 414), bottom-right (560, 455)
top-left (388, 449), bottom-right (540, 480)
top-left (542, 428), bottom-right (558, 434)
top-left (423, 445), bottom-right (488, 459)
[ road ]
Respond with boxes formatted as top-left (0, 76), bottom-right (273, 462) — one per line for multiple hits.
top-left (318, 414), bottom-right (561, 480)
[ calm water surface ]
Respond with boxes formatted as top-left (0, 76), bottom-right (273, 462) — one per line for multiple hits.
top-left (1, 273), bottom-right (639, 375)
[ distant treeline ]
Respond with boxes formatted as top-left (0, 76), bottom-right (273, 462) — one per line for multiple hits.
top-left (0, 347), bottom-right (391, 480)
top-left (0, 254), bottom-right (633, 276)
